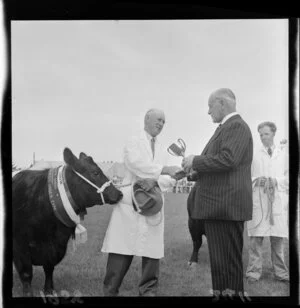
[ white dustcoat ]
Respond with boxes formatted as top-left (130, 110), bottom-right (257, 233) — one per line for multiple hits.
top-left (247, 144), bottom-right (289, 238)
top-left (101, 131), bottom-right (175, 259)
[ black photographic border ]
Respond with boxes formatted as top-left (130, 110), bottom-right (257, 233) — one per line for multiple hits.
top-left (1, 2), bottom-right (299, 307)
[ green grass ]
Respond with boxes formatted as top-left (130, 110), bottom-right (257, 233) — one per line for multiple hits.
top-left (12, 193), bottom-right (289, 297)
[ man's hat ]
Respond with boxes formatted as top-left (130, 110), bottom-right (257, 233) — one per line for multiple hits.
top-left (132, 179), bottom-right (163, 216)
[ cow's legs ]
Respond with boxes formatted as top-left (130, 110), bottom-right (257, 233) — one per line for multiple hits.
top-left (188, 218), bottom-right (205, 267)
top-left (43, 265), bottom-right (55, 295)
top-left (189, 237), bottom-right (203, 265)
top-left (13, 243), bottom-right (33, 297)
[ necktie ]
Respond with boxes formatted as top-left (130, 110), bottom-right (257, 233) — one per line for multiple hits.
top-left (151, 138), bottom-right (155, 158)
top-left (267, 147), bottom-right (272, 157)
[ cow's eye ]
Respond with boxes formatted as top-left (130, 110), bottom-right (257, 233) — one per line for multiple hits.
top-left (93, 171), bottom-right (100, 176)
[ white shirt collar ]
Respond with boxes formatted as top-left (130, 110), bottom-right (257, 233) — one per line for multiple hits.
top-left (262, 144), bottom-right (276, 152)
top-left (220, 112), bottom-right (239, 125)
top-left (144, 130), bottom-right (156, 142)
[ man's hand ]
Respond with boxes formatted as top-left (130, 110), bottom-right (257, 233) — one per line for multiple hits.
top-left (161, 166), bottom-right (182, 178)
top-left (135, 178), bottom-right (157, 191)
top-left (258, 177), bottom-right (267, 187)
top-left (187, 170), bottom-right (198, 182)
top-left (271, 178), bottom-right (278, 187)
top-left (181, 155), bottom-right (195, 173)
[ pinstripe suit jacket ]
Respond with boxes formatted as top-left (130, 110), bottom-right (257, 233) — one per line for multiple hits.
top-left (189, 114), bottom-right (253, 221)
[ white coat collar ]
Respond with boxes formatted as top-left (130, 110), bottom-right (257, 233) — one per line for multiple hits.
top-left (260, 144), bottom-right (280, 158)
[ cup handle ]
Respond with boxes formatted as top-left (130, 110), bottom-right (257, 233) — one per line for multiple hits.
top-left (178, 138), bottom-right (186, 152)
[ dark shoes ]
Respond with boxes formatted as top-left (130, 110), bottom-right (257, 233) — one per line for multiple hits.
top-left (246, 276), bottom-right (290, 284)
top-left (275, 277), bottom-right (290, 283)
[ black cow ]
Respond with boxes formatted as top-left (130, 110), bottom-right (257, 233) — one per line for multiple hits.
top-left (187, 174), bottom-right (206, 268)
top-left (13, 148), bottom-right (123, 296)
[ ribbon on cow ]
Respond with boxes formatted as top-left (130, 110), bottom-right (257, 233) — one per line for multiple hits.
top-left (48, 166), bottom-right (87, 251)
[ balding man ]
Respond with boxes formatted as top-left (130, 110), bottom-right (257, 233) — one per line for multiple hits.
top-left (182, 88), bottom-right (253, 300)
top-left (101, 108), bottom-right (182, 296)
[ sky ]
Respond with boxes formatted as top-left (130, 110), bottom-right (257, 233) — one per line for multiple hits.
top-left (11, 19), bottom-right (289, 168)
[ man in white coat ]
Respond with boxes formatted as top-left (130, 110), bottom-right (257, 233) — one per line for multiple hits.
top-left (101, 108), bottom-right (182, 296)
top-left (246, 121), bottom-right (289, 283)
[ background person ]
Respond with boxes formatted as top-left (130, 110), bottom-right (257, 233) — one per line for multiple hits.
top-left (101, 108), bottom-right (182, 296)
top-left (246, 122), bottom-right (289, 283)
top-left (182, 88), bottom-right (253, 299)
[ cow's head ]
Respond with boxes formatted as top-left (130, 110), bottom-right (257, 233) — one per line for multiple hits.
top-left (63, 148), bottom-right (123, 208)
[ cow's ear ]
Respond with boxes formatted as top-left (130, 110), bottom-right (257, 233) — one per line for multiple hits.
top-left (64, 148), bottom-right (79, 168)
top-left (79, 152), bottom-right (88, 159)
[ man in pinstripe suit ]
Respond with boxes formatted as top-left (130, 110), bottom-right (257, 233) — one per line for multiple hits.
top-left (182, 88), bottom-right (253, 299)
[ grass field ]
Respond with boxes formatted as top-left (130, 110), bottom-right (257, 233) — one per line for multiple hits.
top-left (12, 193), bottom-right (290, 297)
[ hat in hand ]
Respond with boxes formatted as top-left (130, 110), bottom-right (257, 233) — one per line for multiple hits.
top-left (132, 179), bottom-right (163, 216)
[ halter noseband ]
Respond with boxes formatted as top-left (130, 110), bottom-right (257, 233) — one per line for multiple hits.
top-left (72, 169), bottom-right (112, 205)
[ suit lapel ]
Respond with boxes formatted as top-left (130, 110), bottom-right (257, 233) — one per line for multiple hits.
top-left (202, 126), bottom-right (222, 154)
top-left (202, 115), bottom-right (242, 155)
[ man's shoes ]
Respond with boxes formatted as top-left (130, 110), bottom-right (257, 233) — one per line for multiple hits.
top-left (275, 277), bottom-right (290, 283)
top-left (246, 277), bottom-right (259, 284)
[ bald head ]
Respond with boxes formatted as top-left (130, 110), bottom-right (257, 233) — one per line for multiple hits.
top-left (208, 88), bottom-right (237, 123)
top-left (210, 88), bottom-right (236, 111)
top-left (144, 108), bottom-right (166, 137)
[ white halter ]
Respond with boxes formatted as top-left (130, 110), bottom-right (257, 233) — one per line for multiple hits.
top-left (72, 170), bottom-right (112, 205)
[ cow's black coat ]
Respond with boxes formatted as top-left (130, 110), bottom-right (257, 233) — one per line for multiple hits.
top-left (187, 176), bottom-right (206, 266)
top-left (13, 148), bottom-right (123, 296)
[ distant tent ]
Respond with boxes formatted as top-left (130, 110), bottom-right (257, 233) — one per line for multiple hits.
top-left (29, 160), bottom-right (62, 170)
top-left (29, 160), bottom-right (125, 179)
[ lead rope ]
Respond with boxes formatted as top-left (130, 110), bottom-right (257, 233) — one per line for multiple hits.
top-left (72, 170), bottom-right (112, 205)
top-left (114, 182), bottom-right (132, 188)
top-left (248, 177), bottom-right (275, 231)
top-left (264, 178), bottom-right (275, 225)
top-left (79, 176), bottom-right (163, 226)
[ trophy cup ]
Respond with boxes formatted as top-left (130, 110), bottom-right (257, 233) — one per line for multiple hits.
top-left (167, 138), bottom-right (187, 180)
top-left (167, 138), bottom-right (186, 157)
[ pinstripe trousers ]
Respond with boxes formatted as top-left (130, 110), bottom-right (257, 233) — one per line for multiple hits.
top-left (204, 220), bottom-right (244, 296)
